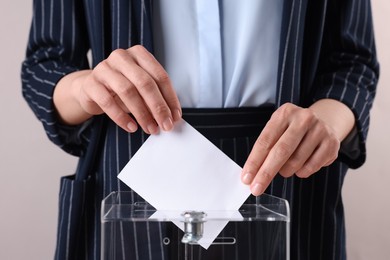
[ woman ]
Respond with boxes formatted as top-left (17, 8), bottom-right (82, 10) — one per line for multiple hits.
top-left (22, 0), bottom-right (379, 259)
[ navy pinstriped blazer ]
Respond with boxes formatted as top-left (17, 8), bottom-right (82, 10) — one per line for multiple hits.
top-left (22, 0), bottom-right (379, 259)
top-left (22, 0), bottom-right (379, 166)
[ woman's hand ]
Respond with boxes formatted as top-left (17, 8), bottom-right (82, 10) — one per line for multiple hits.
top-left (241, 100), bottom-right (355, 196)
top-left (54, 45), bottom-right (182, 134)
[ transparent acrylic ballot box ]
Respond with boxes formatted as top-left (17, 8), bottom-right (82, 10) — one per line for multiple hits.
top-left (101, 191), bottom-right (290, 260)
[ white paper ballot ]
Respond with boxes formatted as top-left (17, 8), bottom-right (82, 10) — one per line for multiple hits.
top-left (118, 119), bottom-right (251, 249)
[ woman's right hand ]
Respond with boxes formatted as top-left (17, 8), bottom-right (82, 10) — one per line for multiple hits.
top-left (54, 45), bottom-right (182, 134)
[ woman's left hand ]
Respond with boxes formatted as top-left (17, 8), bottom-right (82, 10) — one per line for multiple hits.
top-left (241, 100), bottom-right (355, 196)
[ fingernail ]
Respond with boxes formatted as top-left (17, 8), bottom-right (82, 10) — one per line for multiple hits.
top-left (127, 122), bottom-right (137, 132)
top-left (251, 183), bottom-right (263, 196)
top-left (162, 118), bottom-right (173, 131)
top-left (242, 172), bottom-right (253, 185)
top-left (147, 123), bottom-right (158, 134)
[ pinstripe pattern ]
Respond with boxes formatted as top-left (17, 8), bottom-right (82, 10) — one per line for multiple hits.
top-left (21, 0), bottom-right (379, 259)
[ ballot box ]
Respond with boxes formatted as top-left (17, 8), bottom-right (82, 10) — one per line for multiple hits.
top-left (101, 191), bottom-right (290, 260)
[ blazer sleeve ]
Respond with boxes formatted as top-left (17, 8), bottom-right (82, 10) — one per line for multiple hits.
top-left (310, 0), bottom-right (380, 168)
top-left (21, 0), bottom-right (91, 156)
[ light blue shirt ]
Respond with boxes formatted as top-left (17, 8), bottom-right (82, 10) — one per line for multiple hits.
top-left (153, 0), bottom-right (283, 108)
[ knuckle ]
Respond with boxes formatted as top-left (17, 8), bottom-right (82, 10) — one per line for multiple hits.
top-left (94, 60), bottom-right (110, 74)
top-left (316, 124), bottom-right (328, 137)
top-left (296, 170), bottom-right (310, 178)
top-left (272, 103), bottom-right (297, 123)
top-left (280, 102), bottom-right (295, 111)
top-left (260, 168), bottom-right (274, 182)
top-left (299, 163), bottom-right (318, 177)
top-left (300, 109), bottom-right (316, 125)
top-left (330, 135), bottom-right (341, 149)
top-left (284, 157), bottom-right (301, 172)
top-left (134, 116), bottom-right (154, 133)
top-left (255, 136), bottom-right (272, 152)
top-left (323, 137), bottom-right (340, 158)
top-left (154, 103), bottom-right (170, 116)
top-left (297, 171), bottom-right (308, 179)
top-left (328, 149), bottom-right (339, 163)
top-left (117, 82), bottom-right (136, 97)
top-left (304, 163), bottom-right (316, 174)
top-left (110, 48), bottom-right (127, 59)
top-left (155, 71), bottom-right (170, 84)
top-left (130, 44), bottom-right (146, 53)
top-left (165, 96), bottom-right (180, 110)
top-left (274, 142), bottom-right (292, 158)
top-left (278, 103), bottom-right (295, 116)
top-left (293, 109), bottom-right (316, 132)
top-left (138, 111), bottom-right (152, 123)
top-left (111, 112), bottom-right (128, 126)
top-left (97, 94), bottom-right (115, 109)
top-left (327, 156), bottom-right (337, 166)
top-left (245, 160), bottom-right (260, 172)
top-left (137, 76), bottom-right (155, 92)
top-left (279, 167), bottom-right (293, 178)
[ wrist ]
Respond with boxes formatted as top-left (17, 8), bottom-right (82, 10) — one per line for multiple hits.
top-left (308, 99), bottom-right (355, 142)
top-left (54, 70), bottom-right (93, 125)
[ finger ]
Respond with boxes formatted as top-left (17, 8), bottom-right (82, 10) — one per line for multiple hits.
top-left (278, 129), bottom-right (321, 178)
top-left (129, 45), bottom-right (182, 121)
top-left (113, 94), bottom-right (130, 113)
top-left (249, 105), bottom-right (314, 194)
top-left (112, 95), bottom-right (157, 133)
top-left (112, 83), bottom-right (160, 135)
top-left (84, 81), bottom-right (138, 133)
top-left (295, 136), bottom-right (339, 178)
top-left (96, 64), bottom-right (160, 134)
top-left (108, 49), bottom-right (175, 131)
top-left (241, 103), bottom-right (305, 185)
top-left (126, 64), bottom-right (173, 131)
top-left (242, 105), bottom-right (300, 185)
top-left (250, 124), bottom-right (306, 195)
top-left (241, 116), bottom-right (288, 185)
